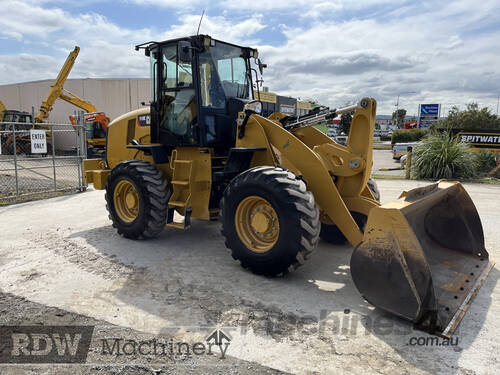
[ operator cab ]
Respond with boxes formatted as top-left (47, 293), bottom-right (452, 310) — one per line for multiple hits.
top-left (136, 35), bottom-right (262, 152)
top-left (1, 110), bottom-right (33, 130)
top-left (83, 112), bottom-right (109, 139)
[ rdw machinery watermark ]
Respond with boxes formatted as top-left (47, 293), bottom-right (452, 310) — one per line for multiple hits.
top-left (0, 326), bottom-right (94, 363)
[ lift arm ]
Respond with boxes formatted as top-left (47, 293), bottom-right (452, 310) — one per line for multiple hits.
top-left (35, 46), bottom-right (80, 123)
top-left (59, 90), bottom-right (98, 113)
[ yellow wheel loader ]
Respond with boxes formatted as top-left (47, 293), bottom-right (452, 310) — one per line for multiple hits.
top-left (84, 35), bottom-right (493, 337)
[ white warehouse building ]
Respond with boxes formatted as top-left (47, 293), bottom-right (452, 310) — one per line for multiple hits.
top-left (0, 78), bottom-right (151, 150)
top-left (0, 78), bottom-right (151, 123)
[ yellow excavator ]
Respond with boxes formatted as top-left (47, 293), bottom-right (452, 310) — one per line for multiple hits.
top-left (84, 35), bottom-right (493, 337)
top-left (2, 46), bottom-right (109, 155)
top-left (36, 46), bottom-right (110, 156)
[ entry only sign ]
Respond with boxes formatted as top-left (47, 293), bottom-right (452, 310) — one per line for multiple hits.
top-left (30, 129), bottom-right (47, 153)
top-left (418, 104), bottom-right (440, 129)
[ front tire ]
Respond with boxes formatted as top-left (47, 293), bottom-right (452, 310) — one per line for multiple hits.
top-left (220, 166), bottom-right (320, 276)
top-left (105, 160), bottom-right (169, 239)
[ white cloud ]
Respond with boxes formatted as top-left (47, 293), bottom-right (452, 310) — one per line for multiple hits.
top-left (0, 2), bottom-right (266, 85)
top-left (0, 1), bottom-right (68, 39)
top-left (127, 0), bottom-right (201, 6)
top-left (160, 13), bottom-right (265, 45)
top-left (253, 1), bottom-right (500, 113)
top-left (0, 54), bottom-right (61, 83)
top-left (1, 0), bottom-right (500, 115)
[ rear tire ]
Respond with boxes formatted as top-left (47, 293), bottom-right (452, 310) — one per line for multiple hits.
top-left (220, 166), bottom-right (320, 276)
top-left (367, 178), bottom-right (380, 202)
top-left (105, 160), bottom-right (169, 239)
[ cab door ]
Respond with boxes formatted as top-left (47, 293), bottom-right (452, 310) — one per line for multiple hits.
top-left (154, 43), bottom-right (199, 147)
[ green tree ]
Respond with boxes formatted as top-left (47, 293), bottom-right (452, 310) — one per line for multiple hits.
top-left (340, 112), bottom-right (353, 134)
top-left (392, 109), bottom-right (407, 128)
top-left (433, 103), bottom-right (500, 130)
top-left (308, 99), bottom-right (321, 109)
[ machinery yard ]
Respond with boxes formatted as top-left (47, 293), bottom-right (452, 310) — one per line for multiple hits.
top-left (0, 180), bottom-right (498, 374)
top-left (2, 2), bottom-right (500, 374)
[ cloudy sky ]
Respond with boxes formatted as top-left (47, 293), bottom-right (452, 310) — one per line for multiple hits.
top-left (1, 0), bottom-right (499, 115)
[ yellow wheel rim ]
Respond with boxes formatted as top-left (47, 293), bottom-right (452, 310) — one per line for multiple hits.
top-left (235, 196), bottom-right (280, 253)
top-left (113, 179), bottom-right (139, 223)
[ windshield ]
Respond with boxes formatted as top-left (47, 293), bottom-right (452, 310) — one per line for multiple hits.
top-left (20, 114), bottom-right (31, 123)
top-left (3, 113), bottom-right (31, 123)
top-left (199, 42), bottom-right (251, 108)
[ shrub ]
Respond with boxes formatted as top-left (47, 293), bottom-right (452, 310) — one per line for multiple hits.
top-left (391, 129), bottom-right (427, 146)
top-left (488, 164), bottom-right (500, 179)
top-left (412, 132), bottom-right (477, 179)
top-left (474, 150), bottom-right (498, 176)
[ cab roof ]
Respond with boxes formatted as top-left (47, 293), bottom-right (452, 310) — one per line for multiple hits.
top-left (135, 35), bottom-right (258, 58)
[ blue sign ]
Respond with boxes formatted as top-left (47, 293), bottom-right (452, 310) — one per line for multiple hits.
top-left (419, 104), bottom-right (440, 128)
top-left (420, 104), bottom-right (440, 115)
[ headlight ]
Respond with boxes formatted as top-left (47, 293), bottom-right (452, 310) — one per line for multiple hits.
top-left (243, 100), bottom-right (262, 114)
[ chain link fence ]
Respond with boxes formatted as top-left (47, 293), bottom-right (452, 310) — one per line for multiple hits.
top-left (0, 119), bottom-right (87, 204)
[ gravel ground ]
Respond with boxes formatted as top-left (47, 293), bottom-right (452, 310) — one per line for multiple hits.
top-left (0, 292), bottom-right (287, 374)
top-left (372, 149), bottom-right (405, 176)
top-left (0, 180), bottom-right (498, 374)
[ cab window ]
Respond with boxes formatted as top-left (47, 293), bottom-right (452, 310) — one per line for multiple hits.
top-left (158, 44), bottom-right (197, 143)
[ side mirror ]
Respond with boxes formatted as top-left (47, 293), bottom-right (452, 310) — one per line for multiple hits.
top-left (178, 41), bottom-right (193, 63)
top-left (257, 58), bottom-right (267, 75)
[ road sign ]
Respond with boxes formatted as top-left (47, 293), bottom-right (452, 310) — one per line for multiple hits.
top-left (418, 104), bottom-right (440, 128)
top-left (30, 129), bottom-right (47, 153)
top-left (420, 104), bottom-right (440, 115)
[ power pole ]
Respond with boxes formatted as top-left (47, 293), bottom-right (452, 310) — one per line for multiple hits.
top-left (395, 92), bottom-right (416, 128)
top-left (395, 94), bottom-right (400, 128)
top-left (496, 95), bottom-right (499, 116)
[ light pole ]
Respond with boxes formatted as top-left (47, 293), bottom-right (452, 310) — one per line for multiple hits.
top-left (395, 92), bottom-right (416, 128)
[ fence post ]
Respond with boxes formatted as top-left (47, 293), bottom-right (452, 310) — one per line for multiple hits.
top-left (82, 116), bottom-right (88, 190)
top-left (76, 111), bottom-right (85, 191)
top-left (12, 125), bottom-right (19, 197)
top-left (51, 124), bottom-right (57, 191)
top-left (405, 146), bottom-right (413, 179)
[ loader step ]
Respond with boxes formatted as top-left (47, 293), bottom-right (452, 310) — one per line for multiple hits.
top-left (166, 221), bottom-right (190, 229)
top-left (168, 200), bottom-right (187, 208)
top-left (171, 180), bottom-right (189, 186)
top-left (174, 160), bottom-right (192, 164)
top-left (166, 207), bottom-right (191, 229)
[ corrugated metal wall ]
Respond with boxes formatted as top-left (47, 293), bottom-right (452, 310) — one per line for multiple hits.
top-left (0, 78), bottom-right (150, 149)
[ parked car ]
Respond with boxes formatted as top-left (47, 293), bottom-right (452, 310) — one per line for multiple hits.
top-left (392, 142), bottom-right (419, 160)
top-left (335, 135), bottom-right (348, 145)
top-left (327, 129), bottom-right (339, 138)
top-left (380, 129), bottom-right (392, 141)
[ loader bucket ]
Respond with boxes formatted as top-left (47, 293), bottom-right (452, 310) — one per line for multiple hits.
top-left (350, 181), bottom-right (493, 337)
